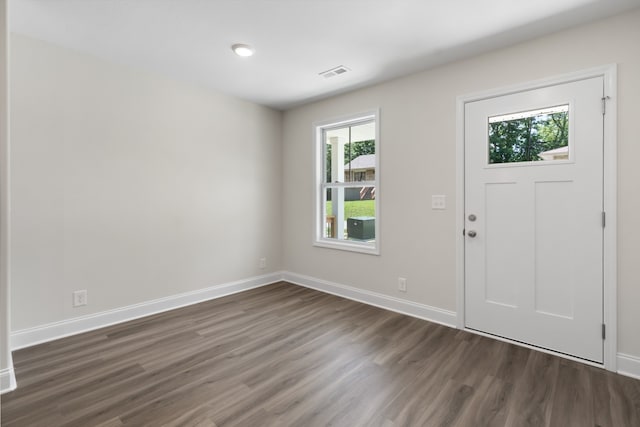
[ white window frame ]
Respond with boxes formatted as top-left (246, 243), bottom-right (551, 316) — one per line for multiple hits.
top-left (313, 109), bottom-right (380, 255)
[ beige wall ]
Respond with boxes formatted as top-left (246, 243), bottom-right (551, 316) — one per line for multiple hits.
top-left (10, 35), bottom-right (283, 330)
top-left (7, 8), bottom-right (640, 365)
top-left (283, 10), bottom-right (640, 358)
top-left (0, 0), bottom-right (12, 389)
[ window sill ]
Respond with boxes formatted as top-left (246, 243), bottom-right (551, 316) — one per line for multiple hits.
top-left (313, 239), bottom-right (380, 255)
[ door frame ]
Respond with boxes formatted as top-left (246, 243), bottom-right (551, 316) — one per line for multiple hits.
top-left (455, 65), bottom-right (617, 371)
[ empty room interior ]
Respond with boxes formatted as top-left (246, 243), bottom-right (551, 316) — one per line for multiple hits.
top-left (2, 0), bottom-right (640, 426)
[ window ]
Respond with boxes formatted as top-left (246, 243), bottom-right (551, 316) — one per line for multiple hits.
top-left (314, 110), bottom-right (379, 254)
top-left (488, 104), bottom-right (570, 164)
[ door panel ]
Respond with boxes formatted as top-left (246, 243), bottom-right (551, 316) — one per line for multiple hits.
top-left (464, 77), bottom-right (604, 362)
top-left (534, 180), bottom-right (574, 318)
top-left (484, 182), bottom-right (521, 307)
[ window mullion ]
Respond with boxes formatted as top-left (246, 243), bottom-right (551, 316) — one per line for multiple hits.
top-left (322, 181), bottom-right (376, 189)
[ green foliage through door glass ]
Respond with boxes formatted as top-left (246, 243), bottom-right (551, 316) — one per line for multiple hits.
top-left (489, 105), bottom-right (569, 164)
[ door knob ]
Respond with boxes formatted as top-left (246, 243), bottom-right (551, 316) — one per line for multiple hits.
top-left (467, 230), bottom-right (477, 238)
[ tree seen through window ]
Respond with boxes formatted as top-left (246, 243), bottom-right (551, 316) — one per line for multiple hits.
top-left (489, 105), bottom-right (569, 164)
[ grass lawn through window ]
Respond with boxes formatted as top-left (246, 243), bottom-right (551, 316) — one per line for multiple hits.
top-left (326, 200), bottom-right (375, 218)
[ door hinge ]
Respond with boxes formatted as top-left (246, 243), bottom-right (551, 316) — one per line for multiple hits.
top-left (602, 96), bottom-right (610, 115)
top-left (602, 324), bottom-right (606, 340)
top-left (463, 228), bottom-right (466, 236)
top-left (602, 211), bottom-right (606, 228)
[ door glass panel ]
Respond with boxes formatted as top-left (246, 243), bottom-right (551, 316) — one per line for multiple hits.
top-left (488, 105), bottom-right (569, 164)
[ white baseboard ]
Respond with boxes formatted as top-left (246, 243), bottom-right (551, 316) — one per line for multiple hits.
top-left (11, 272), bottom-right (284, 350)
top-left (0, 366), bottom-right (16, 394)
top-left (617, 353), bottom-right (640, 380)
top-left (282, 272), bottom-right (457, 327)
top-left (11, 269), bottom-right (637, 382)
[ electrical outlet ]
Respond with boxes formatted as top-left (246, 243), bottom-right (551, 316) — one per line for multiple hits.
top-left (259, 257), bottom-right (267, 269)
top-left (398, 277), bottom-right (407, 293)
top-left (431, 195), bottom-right (446, 210)
top-left (72, 290), bottom-right (88, 307)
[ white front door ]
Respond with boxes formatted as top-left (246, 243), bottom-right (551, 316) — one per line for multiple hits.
top-left (464, 76), bottom-right (604, 363)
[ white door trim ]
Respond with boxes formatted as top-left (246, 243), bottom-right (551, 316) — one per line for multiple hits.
top-left (455, 65), bottom-right (617, 371)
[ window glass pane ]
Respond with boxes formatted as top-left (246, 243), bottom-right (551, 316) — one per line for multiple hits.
top-left (324, 121), bottom-right (376, 183)
top-left (488, 105), bottom-right (569, 164)
top-left (324, 186), bottom-right (376, 241)
top-left (345, 140), bottom-right (375, 183)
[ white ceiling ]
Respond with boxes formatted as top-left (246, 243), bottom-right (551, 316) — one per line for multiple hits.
top-left (10, 0), bottom-right (640, 110)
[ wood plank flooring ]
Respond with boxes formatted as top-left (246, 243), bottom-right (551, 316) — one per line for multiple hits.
top-left (2, 282), bottom-right (639, 426)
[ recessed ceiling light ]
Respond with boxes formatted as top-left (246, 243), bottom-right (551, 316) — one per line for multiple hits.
top-left (231, 44), bottom-right (254, 57)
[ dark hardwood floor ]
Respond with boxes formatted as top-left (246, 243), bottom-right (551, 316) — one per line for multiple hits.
top-left (2, 282), bottom-right (639, 426)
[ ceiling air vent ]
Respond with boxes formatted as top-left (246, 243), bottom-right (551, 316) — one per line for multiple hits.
top-left (319, 65), bottom-right (351, 79)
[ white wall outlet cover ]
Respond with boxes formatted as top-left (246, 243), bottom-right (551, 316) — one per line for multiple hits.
top-left (72, 290), bottom-right (88, 307)
top-left (431, 195), bottom-right (446, 210)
